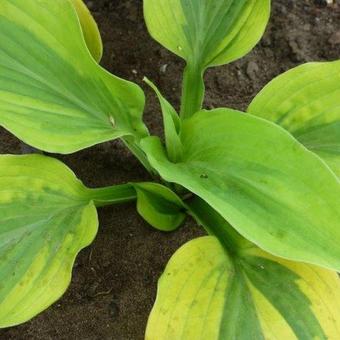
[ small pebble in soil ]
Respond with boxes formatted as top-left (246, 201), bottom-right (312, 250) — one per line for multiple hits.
top-left (160, 64), bottom-right (168, 73)
top-left (303, 24), bottom-right (311, 31)
top-left (246, 61), bottom-right (259, 81)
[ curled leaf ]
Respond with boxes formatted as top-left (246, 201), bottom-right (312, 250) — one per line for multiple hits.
top-left (69, 0), bottom-right (103, 62)
top-left (133, 183), bottom-right (186, 231)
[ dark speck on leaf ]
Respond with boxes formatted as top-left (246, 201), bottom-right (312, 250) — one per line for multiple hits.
top-left (200, 174), bottom-right (208, 179)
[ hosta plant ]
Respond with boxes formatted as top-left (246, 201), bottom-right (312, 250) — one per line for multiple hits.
top-left (0, 0), bottom-right (339, 338)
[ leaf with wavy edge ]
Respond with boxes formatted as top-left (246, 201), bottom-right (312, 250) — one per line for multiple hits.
top-left (0, 0), bottom-right (147, 154)
top-left (248, 61), bottom-right (340, 177)
top-left (141, 108), bottom-right (340, 271)
top-left (0, 154), bottom-right (98, 327)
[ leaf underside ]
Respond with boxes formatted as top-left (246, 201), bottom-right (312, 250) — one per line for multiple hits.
top-left (134, 182), bottom-right (186, 232)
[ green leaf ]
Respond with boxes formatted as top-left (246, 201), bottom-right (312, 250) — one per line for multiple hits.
top-left (0, 154), bottom-right (98, 327)
top-left (144, 0), bottom-right (270, 68)
top-left (0, 0), bottom-right (147, 154)
top-left (144, 0), bottom-right (270, 119)
top-left (143, 78), bottom-right (183, 162)
top-left (316, 151), bottom-right (340, 178)
top-left (146, 235), bottom-right (340, 339)
top-left (133, 183), bottom-right (186, 231)
top-left (248, 61), bottom-right (340, 177)
top-left (70, 0), bottom-right (103, 62)
top-left (140, 108), bottom-right (340, 271)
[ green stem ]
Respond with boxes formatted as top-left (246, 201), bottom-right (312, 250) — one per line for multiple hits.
top-left (186, 196), bottom-right (251, 255)
top-left (122, 137), bottom-right (155, 175)
top-left (180, 63), bottom-right (205, 120)
top-left (85, 183), bottom-right (137, 207)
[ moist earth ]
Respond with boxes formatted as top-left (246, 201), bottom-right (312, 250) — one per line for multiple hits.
top-left (1, 0), bottom-right (340, 339)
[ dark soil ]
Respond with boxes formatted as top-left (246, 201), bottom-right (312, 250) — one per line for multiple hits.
top-left (1, 0), bottom-right (340, 339)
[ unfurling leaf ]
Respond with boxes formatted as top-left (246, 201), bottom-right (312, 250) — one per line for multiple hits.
top-left (141, 108), bottom-right (340, 271)
top-left (143, 78), bottom-right (183, 162)
top-left (69, 0), bottom-right (103, 62)
top-left (146, 236), bottom-right (340, 339)
top-left (0, 154), bottom-right (98, 327)
top-left (0, 0), bottom-right (147, 154)
top-left (133, 183), bottom-right (186, 231)
top-left (248, 61), bottom-right (340, 177)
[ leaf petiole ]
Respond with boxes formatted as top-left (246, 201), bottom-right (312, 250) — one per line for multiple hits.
top-left (122, 137), bottom-right (156, 175)
top-left (180, 63), bottom-right (205, 120)
top-left (186, 196), bottom-right (251, 255)
top-left (85, 183), bottom-right (137, 207)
